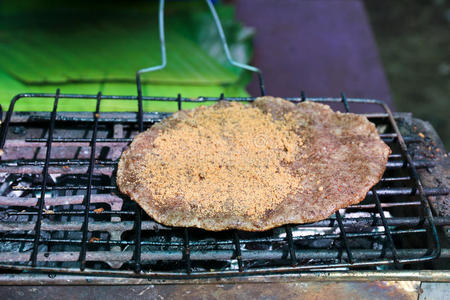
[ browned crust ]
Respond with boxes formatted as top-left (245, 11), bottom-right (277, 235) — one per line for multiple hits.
top-left (117, 96), bottom-right (391, 231)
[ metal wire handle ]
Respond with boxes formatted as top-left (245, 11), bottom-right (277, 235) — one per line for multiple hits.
top-left (136, 0), bottom-right (266, 98)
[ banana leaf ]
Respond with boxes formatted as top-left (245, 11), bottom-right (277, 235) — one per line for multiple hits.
top-left (0, 70), bottom-right (250, 112)
top-left (0, 1), bottom-right (254, 112)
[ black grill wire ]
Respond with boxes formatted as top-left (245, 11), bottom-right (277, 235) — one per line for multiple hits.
top-left (0, 91), bottom-right (448, 279)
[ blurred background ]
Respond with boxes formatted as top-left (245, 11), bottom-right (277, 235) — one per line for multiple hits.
top-left (0, 0), bottom-right (448, 147)
top-left (365, 0), bottom-right (449, 149)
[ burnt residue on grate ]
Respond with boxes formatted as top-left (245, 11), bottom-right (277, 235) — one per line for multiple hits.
top-left (0, 93), bottom-right (449, 278)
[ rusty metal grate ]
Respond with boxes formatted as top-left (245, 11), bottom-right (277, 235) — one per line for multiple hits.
top-left (0, 91), bottom-right (448, 279)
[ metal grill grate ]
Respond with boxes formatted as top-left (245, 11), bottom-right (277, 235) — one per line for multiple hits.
top-left (0, 92), bottom-right (448, 279)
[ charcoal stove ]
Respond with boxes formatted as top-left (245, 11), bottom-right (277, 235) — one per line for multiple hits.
top-left (0, 0), bottom-right (449, 287)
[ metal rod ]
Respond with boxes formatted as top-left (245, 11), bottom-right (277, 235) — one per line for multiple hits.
top-left (12, 185), bottom-right (117, 191)
top-left (349, 201), bottom-right (421, 210)
top-left (233, 231), bottom-right (243, 272)
top-left (184, 228), bottom-right (191, 275)
top-left (334, 96), bottom-right (353, 264)
top-left (373, 187), bottom-right (400, 264)
top-left (2, 216), bottom-right (448, 234)
top-left (136, 0), bottom-right (165, 131)
top-left (0, 188), bottom-right (447, 210)
top-left (3, 110), bottom-right (398, 123)
top-left (137, 0), bottom-right (166, 75)
top-left (285, 225), bottom-right (297, 266)
top-left (0, 94), bottom-right (22, 151)
top-left (341, 92), bottom-right (350, 112)
top-left (25, 138), bottom-right (133, 143)
top-left (133, 204), bottom-right (142, 273)
top-left (5, 210), bottom-right (133, 216)
top-left (0, 228), bottom-right (428, 246)
top-left (30, 89), bottom-right (60, 267)
top-left (386, 160), bottom-right (434, 169)
top-left (380, 176), bottom-right (410, 182)
top-left (0, 194), bottom-right (124, 211)
top-left (135, 56), bottom-right (145, 271)
top-left (79, 92), bottom-right (101, 271)
top-left (136, 84), bottom-right (144, 132)
top-left (205, 0), bottom-right (266, 95)
top-left (1, 248), bottom-right (449, 265)
top-left (1, 158), bottom-right (435, 169)
top-left (0, 93), bottom-right (393, 103)
top-left (382, 103), bottom-right (441, 259)
top-left (13, 180), bottom-right (417, 191)
top-left (2, 200), bottom-right (424, 213)
top-left (300, 91), bottom-right (306, 102)
top-left (335, 211), bottom-right (354, 264)
top-left (0, 270), bottom-right (448, 285)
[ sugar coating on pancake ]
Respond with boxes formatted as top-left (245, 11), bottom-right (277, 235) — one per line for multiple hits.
top-left (117, 96), bottom-right (391, 231)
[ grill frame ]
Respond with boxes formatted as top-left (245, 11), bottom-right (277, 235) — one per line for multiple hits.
top-left (0, 92), bottom-right (447, 279)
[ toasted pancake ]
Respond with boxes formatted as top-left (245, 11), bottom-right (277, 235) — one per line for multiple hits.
top-left (117, 96), bottom-right (390, 231)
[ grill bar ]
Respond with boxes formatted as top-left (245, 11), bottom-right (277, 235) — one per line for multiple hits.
top-left (380, 176), bottom-right (410, 182)
top-left (0, 93), bottom-right (406, 102)
top-left (233, 231), bottom-right (244, 272)
top-left (341, 93), bottom-right (350, 113)
top-left (132, 88), bottom-right (146, 273)
top-left (0, 158), bottom-right (435, 171)
top-left (2, 261), bottom-right (450, 282)
top-left (79, 92), bottom-right (102, 271)
top-left (383, 103), bottom-right (441, 263)
top-left (6, 178), bottom-right (421, 191)
top-left (2, 270), bottom-right (449, 285)
top-left (177, 95), bottom-right (192, 275)
top-left (373, 187), bottom-right (400, 264)
top-left (335, 211), bottom-right (354, 264)
top-left (11, 186), bottom-right (117, 191)
top-left (336, 97), bottom-right (354, 264)
top-left (133, 204), bottom-right (142, 273)
top-left (7, 175), bottom-right (413, 191)
top-left (1, 248), bottom-right (448, 265)
top-left (4, 111), bottom-right (402, 124)
top-left (177, 93), bottom-right (182, 111)
top-left (3, 216), bottom-right (448, 233)
top-left (0, 228), bottom-right (430, 246)
top-left (183, 228), bottom-right (191, 275)
top-left (285, 225), bottom-right (297, 266)
top-left (136, 76), bottom-right (144, 133)
top-left (0, 194), bottom-right (124, 211)
top-left (340, 90), bottom-right (394, 267)
top-left (0, 200), bottom-right (424, 217)
top-left (0, 93), bottom-right (445, 277)
top-left (338, 94), bottom-right (364, 266)
top-left (343, 96), bottom-right (427, 266)
top-left (30, 89), bottom-right (60, 267)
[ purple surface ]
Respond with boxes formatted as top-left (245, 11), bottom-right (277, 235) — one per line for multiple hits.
top-left (235, 0), bottom-right (394, 111)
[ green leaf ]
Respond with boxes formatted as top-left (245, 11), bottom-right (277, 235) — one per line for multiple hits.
top-left (0, 1), bottom-right (254, 112)
top-left (0, 70), bottom-right (249, 112)
top-left (0, 1), bottom-right (254, 85)
top-left (0, 19), bottom-right (238, 85)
